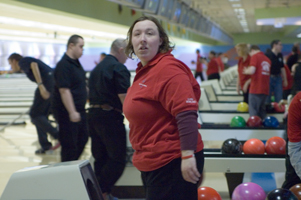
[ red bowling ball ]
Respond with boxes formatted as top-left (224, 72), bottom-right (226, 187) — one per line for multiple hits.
top-left (271, 102), bottom-right (285, 113)
top-left (265, 136), bottom-right (286, 155)
top-left (198, 186), bottom-right (222, 200)
top-left (247, 116), bottom-right (262, 127)
top-left (290, 183), bottom-right (301, 200)
top-left (243, 138), bottom-right (265, 154)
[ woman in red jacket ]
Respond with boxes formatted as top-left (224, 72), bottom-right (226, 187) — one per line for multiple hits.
top-left (123, 16), bottom-right (204, 200)
top-left (235, 43), bottom-right (251, 103)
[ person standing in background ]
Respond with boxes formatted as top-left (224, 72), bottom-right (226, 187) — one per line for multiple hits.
top-left (8, 53), bottom-right (60, 154)
top-left (265, 39), bottom-right (288, 105)
top-left (216, 52), bottom-right (225, 72)
top-left (243, 45), bottom-right (271, 119)
top-left (201, 51), bottom-right (220, 80)
top-left (94, 52), bottom-right (107, 65)
top-left (235, 43), bottom-right (251, 103)
top-left (194, 49), bottom-right (204, 81)
top-left (52, 34), bottom-right (88, 162)
top-left (88, 38), bottom-right (130, 200)
top-left (286, 46), bottom-right (299, 72)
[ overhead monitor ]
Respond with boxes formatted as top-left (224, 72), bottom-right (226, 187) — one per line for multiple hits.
top-left (125, 0), bottom-right (145, 8)
top-left (169, 0), bottom-right (182, 23)
top-left (143, 0), bottom-right (160, 13)
top-left (157, 0), bottom-right (174, 19)
top-left (179, 3), bottom-right (189, 25)
top-left (188, 10), bottom-right (198, 29)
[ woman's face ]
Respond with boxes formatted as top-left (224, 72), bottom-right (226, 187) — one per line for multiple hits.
top-left (236, 47), bottom-right (243, 57)
top-left (131, 20), bottom-right (162, 66)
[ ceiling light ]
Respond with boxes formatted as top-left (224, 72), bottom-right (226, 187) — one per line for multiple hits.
top-left (234, 8), bottom-right (245, 14)
top-left (232, 4), bottom-right (241, 7)
top-left (0, 16), bottom-right (126, 39)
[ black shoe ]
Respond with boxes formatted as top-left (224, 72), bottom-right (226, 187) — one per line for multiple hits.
top-left (35, 148), bottom-right (46, 154)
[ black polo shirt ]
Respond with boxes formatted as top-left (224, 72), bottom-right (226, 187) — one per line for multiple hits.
top-left (89, 55), bottom-right (130, 111)
top-left (265, 51), bottom-right (284, 75)
top-left (52, 53), bottom-right (87, 112)
top-left (287, 54), bottom-right (299, 71)
top-left (19, 57), bottom-right (54, 90)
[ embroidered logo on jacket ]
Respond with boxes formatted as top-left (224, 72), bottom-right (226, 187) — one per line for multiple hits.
top-left (139, 79), bottom-right (147, 88)
top-left (186, 98), bottom-right (197, 103)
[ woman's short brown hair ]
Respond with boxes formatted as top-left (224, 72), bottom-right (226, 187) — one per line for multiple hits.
top-left (235, 43), bottom-right (249, 57)
top-left (125, 16), bottom-right (174, 58)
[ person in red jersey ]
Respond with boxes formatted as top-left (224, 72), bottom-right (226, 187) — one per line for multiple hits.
top-left (202, 51), bottom-right (220, 80)
top-left (194, 49), bottom-right (204, 81)
top-left (123, 16), bottom-right (204, 200)
top-left (235, 43), bottom-right (251, 103)
top-left (282, 64), bottom-right (293, 100)
top-left (217, 52), bottom-right (225, 72)
top-left (287, 92), bottom-right (301, 180)
top-left (243, 45), bottom-right (271, 119)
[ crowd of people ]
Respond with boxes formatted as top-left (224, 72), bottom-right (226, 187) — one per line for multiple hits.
top-left (6, 14), bottom-right (301, 200)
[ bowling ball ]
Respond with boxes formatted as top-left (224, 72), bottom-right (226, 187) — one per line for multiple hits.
top-left (263, 116), bottom-right (279, 128)
top-left (237, 102), bottom-right (249, 112)
top-left (266, 188), bottom-right (298, 200)
top-left (247, 116), bottom-right (262, 127)
top-left (265, 136), bottom-right (286, 155)
top-left (290, 184), bottom-right (301, 200)
top-left (232, 182), bottom-right (266, 200)
top-left (243, 138), bottom-right (265, 154)
top-left (271, 102), bottom-right (285, 113)
top-left (230, 116), bottom-right (246, 127)
top-left (198, 186), bottom-right (222, 200)
top-left (221, 138), bottom-right (243, 154)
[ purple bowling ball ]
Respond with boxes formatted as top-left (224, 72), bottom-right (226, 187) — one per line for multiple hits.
top-left (232, 182), bottom-right (266, 200)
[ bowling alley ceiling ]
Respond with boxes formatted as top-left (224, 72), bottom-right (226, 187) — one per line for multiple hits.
top-left (189, 0), bottom-right (301, 35)
top-left (0, 0), bottom-right (301, 45)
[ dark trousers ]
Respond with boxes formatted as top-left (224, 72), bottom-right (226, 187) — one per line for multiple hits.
top-left (243, 89), bottom-right (249, 104)
top-left (53, 110), bottom-right (88, 162)
top-left (283, 89), bottom-right (291, 100)
top-left (88, 108), bottom-right (126, 194)
top-left (282, 117), bottom-right (301, 189)
top-left (208, 73), bottom-right (220, 81)
top-left (194, 72), bottom-right (204, 81)
top-left (249, 93), bottom-right (267, 119)
top-left (141, 150), bottom-right (204, 200)
top-left (31, 116), bottom-right (58, 150)
top-left (30, 87), bottom-right (58, 150)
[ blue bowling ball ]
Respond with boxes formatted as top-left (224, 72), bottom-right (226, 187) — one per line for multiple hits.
top-left (266, 188), bottom-right (297, 200)
top-left (263, 116), bottom-right (279, 128)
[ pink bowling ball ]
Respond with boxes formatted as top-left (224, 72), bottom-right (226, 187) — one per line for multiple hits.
top-left (232, 182), bottom-right (266, 200)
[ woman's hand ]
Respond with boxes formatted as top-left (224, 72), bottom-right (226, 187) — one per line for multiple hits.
top-left (181, 157), bottom-right (201, 184)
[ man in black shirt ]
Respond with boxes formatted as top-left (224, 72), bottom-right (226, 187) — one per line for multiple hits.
top-left (265, 39), bottom-right (288, 105)
top-left (8, 53), bottom-right (59, 154)
top-left (88, 38), bottom-right (130, 200)
top-left (52, 34), bottom-right (88, 162)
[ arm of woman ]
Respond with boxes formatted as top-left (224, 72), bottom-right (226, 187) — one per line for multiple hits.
top-left (176, 110), bottom-right (201, 184)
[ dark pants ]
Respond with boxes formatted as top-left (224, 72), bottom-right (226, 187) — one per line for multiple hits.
top-left (249, 93), bottom-right (268, 119)
top-left (88, 108), bottom-right (126, 194)
top-left (194, 72), bottom-right (204, 81)
top-left (141, 150), bottom-right (204, 200)
top-left (282, 117), bottom-right (301, 189)
top-left (30, 87), bottom-right (58, 150)
top-left (53, 110), bottom-right (88, 162)
top-left (208, 73), bottom-right (220, 81)
top-left (283, 89), bottom-right (291, 100)
top-left (31, 116), bottom-right (58, 150)
top-left (243, 90), bottom-right (249, 104)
